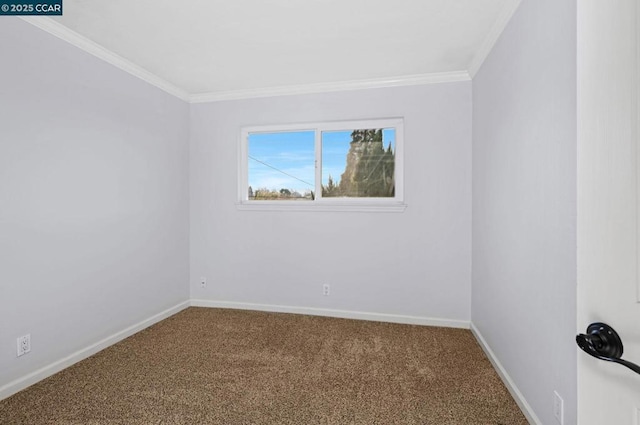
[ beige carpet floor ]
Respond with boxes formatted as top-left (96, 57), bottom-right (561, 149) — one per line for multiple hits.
top-left (0, 308), bottom-right (527, 424)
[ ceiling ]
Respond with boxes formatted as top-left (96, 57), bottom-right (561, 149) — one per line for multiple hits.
top-left (32, 0), bottom-right (520, 101)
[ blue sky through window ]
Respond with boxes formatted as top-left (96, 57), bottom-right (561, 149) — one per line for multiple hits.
top-left (248, 131), bottom-right (315, 195)
top-left (248, 129), bottom-right (396, 195)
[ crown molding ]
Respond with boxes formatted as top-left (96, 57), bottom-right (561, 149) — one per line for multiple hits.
top-left (188, 71), bottom-right (471, 103)
top-left (20, 17), bottom-right (191, 102)
top-left (467, 0), bottom-right (523, 78)
top-left (20, 17), bottom-right (475, 104)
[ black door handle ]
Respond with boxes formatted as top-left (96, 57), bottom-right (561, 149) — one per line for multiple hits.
top-left (576, 322), bottom-right (640, 375)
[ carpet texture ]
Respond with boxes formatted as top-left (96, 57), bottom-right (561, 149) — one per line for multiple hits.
top-left (0, 308), bottom-right (527, 424)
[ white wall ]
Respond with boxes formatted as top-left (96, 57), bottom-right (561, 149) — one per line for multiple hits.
top-left (0, 19), bottom-right (190, 393)
top-left (190, 83), bottom-right (472, 323)
top-left (472, 0), bottom-right (577, 424)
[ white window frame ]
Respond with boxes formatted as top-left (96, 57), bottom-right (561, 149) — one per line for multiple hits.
top-left (238, 118), bottom-right (406, 212)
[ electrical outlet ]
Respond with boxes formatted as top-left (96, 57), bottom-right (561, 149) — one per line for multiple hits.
top-left (17, 334), bottom-right (31, 357)
top-left (553, 391), bottom-right (564, 425)
top-left (200, 277), bottom-right (206, 288)
top-left (323, 284), bottom-right (330, 296)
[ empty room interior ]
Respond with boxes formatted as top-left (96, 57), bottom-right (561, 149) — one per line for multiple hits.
top-left (2, 0), bottom-right (639, 424)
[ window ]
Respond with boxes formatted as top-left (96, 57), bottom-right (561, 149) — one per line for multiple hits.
top-left (238, 118), bottom-right (405, 211)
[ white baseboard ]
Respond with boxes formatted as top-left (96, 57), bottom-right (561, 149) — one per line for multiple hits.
top-left (0, 300), bottom-right (190, 402)
top-left (190, 299), bottom-right (470, 329)
top-left (470, 322), bottom-right (541, 425)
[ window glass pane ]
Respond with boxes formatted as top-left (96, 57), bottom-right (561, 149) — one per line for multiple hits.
top-left (321, 128), bottom-right (396, 198)
top-left (248, 131), bottom-right (315, 201)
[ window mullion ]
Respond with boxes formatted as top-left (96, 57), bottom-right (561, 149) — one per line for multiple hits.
top-left (314, 128), bottom-right (322, 201)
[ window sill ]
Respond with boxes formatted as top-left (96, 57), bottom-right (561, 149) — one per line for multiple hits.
top-left (236, 201), bottom-right (407, 213)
